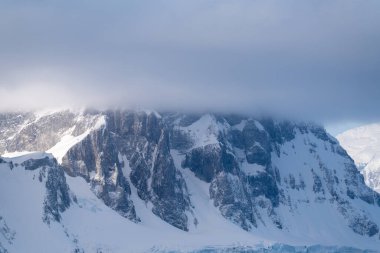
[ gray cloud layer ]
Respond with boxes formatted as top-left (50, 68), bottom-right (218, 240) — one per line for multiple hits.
top-left (0, 0), bottom-right (379, 122)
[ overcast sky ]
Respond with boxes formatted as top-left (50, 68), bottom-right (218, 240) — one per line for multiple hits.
top-left (0, 0), bottom-right (379, 133)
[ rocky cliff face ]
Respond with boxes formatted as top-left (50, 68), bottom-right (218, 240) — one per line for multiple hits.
top-left (168, 114), bottom-right (380, 235)
top-left (1, 109), bottom-right (380, 240)
top-left (62, 111), bottom-right (192, 230)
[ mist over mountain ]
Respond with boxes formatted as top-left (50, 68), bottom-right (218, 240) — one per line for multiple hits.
top-left (1, 0), bottom-right (380, 124)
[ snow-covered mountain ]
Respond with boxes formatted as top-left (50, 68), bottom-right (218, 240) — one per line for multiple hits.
top-left (337, 123), bottom-right (380, 193)
top-left (1, 110), bottom-right (380, 252)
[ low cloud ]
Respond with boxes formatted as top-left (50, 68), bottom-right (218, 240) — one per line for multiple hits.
top-left (0, 0), bottom-right (379, 123)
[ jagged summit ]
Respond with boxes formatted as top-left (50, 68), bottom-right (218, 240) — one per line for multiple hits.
top-left (1, 109), bottom-right (380, 252)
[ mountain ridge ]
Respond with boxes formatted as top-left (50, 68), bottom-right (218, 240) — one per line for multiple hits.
top-left (1, 109), bottom-right (380, 252)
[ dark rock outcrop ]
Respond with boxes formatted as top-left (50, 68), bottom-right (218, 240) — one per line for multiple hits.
top-left (62, 111), bottom-right (191, 230)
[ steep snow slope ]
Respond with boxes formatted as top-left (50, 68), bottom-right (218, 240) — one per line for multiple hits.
top-left (0, 153), bottom-right (269, 252)
top-left (0, 154), bottom-right (74, 252)
top-left (337, 123), bottom-right (380, 193)
top-left (1, 153), bottom-right (379, 253)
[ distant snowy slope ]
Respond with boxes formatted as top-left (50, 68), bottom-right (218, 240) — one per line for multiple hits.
top-left (337, 123), bottom-right (380, 166)
top-left (0, 109), bottom-right (105, 162)
top-left (337, 123), bottom-right (380, 193)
